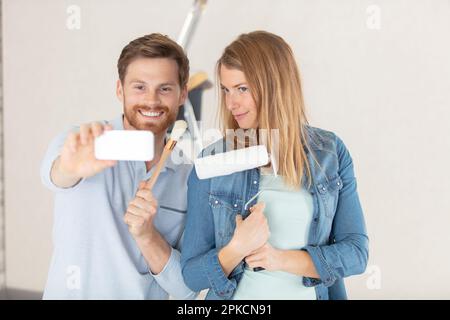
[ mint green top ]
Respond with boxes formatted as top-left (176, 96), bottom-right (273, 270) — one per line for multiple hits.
top-left (232, 171), bottom-right (317, 300)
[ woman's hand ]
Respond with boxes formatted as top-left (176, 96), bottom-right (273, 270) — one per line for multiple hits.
top-left (229, 202), bottom-right (270, 258)
top-left (246, 245), bottom-right (321, 278)
top-left (218, 202), bottom-right (270, 277)
top-left (244, 243), bottom-right (283, 271)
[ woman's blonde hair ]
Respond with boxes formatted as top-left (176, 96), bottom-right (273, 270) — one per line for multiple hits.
top-left (217, 31), bottom-right (312, 189)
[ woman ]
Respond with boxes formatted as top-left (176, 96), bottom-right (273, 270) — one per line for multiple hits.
top-left (181, 31), bottom-right (368, 300)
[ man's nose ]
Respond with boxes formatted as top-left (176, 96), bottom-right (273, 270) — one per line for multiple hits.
top-left (143, 90), bottom-right (161, 107)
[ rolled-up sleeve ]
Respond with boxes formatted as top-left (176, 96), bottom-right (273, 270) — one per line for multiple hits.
top-left (151, 247), bottom-right (197, 300)
top-left (181, 168), bottom-right (236, 299)
top-left (302, 135), bottom-right (369, 288)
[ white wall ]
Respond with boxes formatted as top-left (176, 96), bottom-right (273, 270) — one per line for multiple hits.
top-left (3, 0), bottom-right (450, 298)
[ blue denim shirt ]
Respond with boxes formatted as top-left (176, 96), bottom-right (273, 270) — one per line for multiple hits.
top-left (181, 126), bottom-right (369, 300)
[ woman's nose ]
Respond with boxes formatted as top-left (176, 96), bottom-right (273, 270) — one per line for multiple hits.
top-left (227, 92), bottom-right (240, 111)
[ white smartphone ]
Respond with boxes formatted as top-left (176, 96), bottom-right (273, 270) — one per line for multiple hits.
top-left (95, 130), bottom-right (154, 161)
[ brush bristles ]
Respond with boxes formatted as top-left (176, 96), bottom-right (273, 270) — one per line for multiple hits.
top-left (170, 120), bottom-right (188, 141)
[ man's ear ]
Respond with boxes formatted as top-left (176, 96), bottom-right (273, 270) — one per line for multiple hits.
top-left (116, 79), bottom-right (124, 102)
top-left (179, 85), bottom-right (188, 106)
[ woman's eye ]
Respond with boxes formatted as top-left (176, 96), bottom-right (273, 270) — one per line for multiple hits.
top-left (238, 86), bottom-right (248, 93)
top-left (221, 87), bottom-right (229, 93)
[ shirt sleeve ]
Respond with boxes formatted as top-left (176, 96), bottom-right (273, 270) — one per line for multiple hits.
top-left (302, 134), bottom-right (369, 288)
top-left (180, 167), bottom-right (237, 300)
top-left (151, 247), bottom-right (198, 300)
top-left (40, 126), bottom-right (85, 193)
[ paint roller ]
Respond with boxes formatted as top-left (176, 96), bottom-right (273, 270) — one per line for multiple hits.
top-left (194, 145), bottom-right (270, 179)
top-left (194, 144), bottom-right (277, 272)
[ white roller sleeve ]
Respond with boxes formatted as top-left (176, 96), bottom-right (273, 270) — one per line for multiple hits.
top-left (194, 145), bottom-right (269, 179)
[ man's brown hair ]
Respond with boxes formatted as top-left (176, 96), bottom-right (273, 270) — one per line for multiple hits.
top-left (117, 33), bottom-right (189, 87)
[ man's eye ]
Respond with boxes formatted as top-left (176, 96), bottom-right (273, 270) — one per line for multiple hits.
top-left (238, 86), bottom-right (248, 93)
top-left (221, 87), bottom-right (229, 93)
top-left (161, 87), bottom-right (172, 92)
top-left (134, 86), bottom-right (144, 90)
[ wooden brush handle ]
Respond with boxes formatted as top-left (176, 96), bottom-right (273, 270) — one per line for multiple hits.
top-left (145, 140), bottom-right (177, 189)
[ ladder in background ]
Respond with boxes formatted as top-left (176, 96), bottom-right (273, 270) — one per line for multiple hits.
top-left (176, 0), bottom-right (209, 161)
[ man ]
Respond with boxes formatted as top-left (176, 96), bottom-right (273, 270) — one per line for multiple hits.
top-left (40, 33), bottom-right (196, 299)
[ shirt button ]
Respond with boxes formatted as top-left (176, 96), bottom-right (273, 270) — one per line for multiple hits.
top-left (337, 182), bottom-right (341, 186)
top-left (234, 204), bottom-right (238, 208)
top-left (214, 200), bottom-right (219, 204)
top-left (253, 180), bottom-right (257, 185)
top-left (322, 187), bottom-right (326, 191)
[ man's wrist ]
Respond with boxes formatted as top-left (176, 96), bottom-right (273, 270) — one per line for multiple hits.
top-left (134, 227), bottom-right (159, 246)
top-left (51, 157), bottom-right (82, 188)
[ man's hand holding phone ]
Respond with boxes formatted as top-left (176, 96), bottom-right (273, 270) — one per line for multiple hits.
top-left (51, 122), bottom-right (117, 188)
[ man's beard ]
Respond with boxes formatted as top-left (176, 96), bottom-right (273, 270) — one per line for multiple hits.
top-left (124, 102), bottom-right (178, 135)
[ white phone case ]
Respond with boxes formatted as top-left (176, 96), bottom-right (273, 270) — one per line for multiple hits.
top-left (95, 130), bottom-right (154, 161)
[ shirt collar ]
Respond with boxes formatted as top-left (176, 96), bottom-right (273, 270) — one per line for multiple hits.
top-left (108, 114), bottom-right (125, 130)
